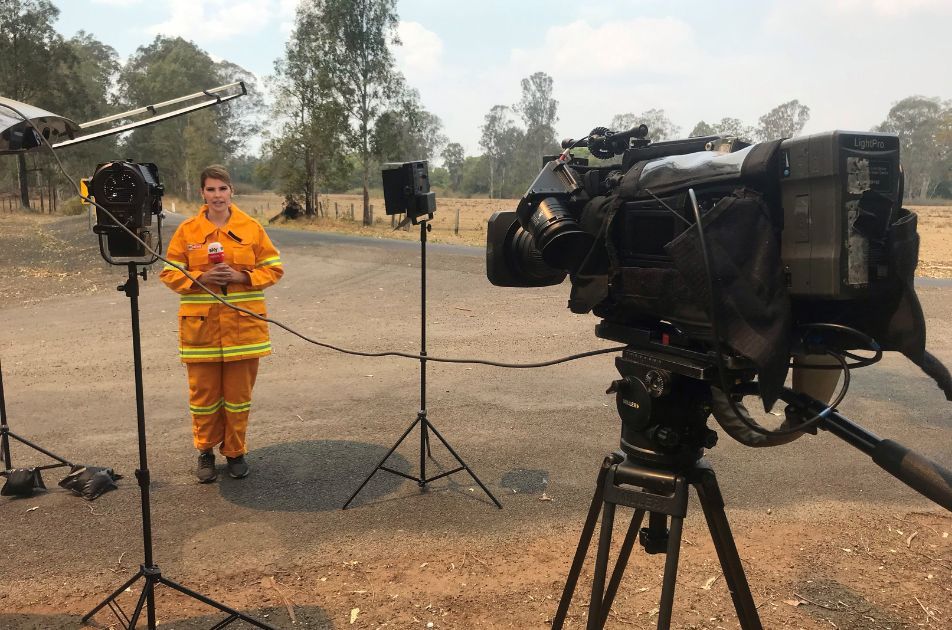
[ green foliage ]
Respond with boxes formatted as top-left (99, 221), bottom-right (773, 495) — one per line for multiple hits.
top-left (441, 142), bottom-right (465, 190)
top-left (371, 87), bottom-right (446, 162)
top-left (756, 100), bottom-right (810, 141)
top-left (877, 96), bottom-right (952, 199)
top-left (117, 37), bottom-right (255, 201)
top-left (689, 121), bottom-right (717, 137)
top-left (301, 0), bottom-right (403, 224)
top-left (459, 155), bottom-right (490, 196)
top-left (611, 110), bottom-right (681, 142)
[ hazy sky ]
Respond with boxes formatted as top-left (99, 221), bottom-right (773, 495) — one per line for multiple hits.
top-left (54, 0), bottom-right (951, 157)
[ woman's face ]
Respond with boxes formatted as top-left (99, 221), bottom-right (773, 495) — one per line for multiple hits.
top-left (202, 177), bottom-right (232, 213)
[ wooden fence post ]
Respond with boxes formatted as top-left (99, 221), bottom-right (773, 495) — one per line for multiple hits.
top-left (335, 202), bottom-right (339, 219)
top-left (350, 203), bottom-right (354, 220)
top-left (454, 208), bottom-right (460, 235)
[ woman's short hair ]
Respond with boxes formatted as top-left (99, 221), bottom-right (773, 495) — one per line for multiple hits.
top-left (200, 164), bottom-right (232, 189)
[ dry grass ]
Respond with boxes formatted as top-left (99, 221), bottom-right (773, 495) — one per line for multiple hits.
top-left (167, 192), bottom-right (519, 247)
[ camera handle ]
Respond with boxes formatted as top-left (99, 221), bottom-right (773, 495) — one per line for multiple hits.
top-left (761, 384), bottom-right (952, 512)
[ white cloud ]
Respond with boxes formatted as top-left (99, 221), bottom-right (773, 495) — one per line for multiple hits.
top-left (146, 0), bottom-right (274, 41)
top-left (766, 0), bottom-right (952, 31)
top-left (91, 0), bottom-right (143, 5)
top-left (393, 21), bottom-right (444, 82)
top-left (510, 18), bottom-right (702, 80)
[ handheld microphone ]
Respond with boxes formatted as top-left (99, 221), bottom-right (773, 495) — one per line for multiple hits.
top-left (207, 241), bottom-right (227, 295)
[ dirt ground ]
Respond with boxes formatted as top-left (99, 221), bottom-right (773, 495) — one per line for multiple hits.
top-left (0, 209), bottom-right (950, 629)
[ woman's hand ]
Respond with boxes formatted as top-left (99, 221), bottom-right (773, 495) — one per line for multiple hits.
top-left (197, 263), bottom-right (243, 287)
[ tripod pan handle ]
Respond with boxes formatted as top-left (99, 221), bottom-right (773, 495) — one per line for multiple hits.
top-left (872, 440), bottom-right (952, 512)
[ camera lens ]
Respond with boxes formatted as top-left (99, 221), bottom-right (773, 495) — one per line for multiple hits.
top-left (525, 197), bottom-right (594, 271)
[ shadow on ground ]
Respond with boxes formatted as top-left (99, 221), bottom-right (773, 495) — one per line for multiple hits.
top-left (218, 439), bottom-right (410, 512)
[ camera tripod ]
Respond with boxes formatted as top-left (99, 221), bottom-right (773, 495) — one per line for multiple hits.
top-left (344, 219), bottom-right (501, 509)
top-left (553, 340), bottom-right (952, 629)
top-left (84, 263), bottom-right (275, 630)
top-left (553, 451), bottom-right (761, 630)
top-left (552, 346), bottom-right (762, 629)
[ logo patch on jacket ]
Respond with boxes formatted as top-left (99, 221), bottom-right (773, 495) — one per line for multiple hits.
top-left (187, 243), bottom-right (204, 250)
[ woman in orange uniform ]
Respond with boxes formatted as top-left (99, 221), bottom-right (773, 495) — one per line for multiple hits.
top-left (160, 165), bottom-right (284, 483)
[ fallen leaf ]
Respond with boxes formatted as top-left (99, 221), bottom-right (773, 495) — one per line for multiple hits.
top-left (539, 492), bottom-right (553, 502)
top-left (783, 599), bottom-right (804, 607)
top-left (350, 608), bottom-right (359, 624)
top-left (906, 531), bottom-right (918, 546)
top-left (26, 506), bottom-right (38, 512)
top-left (702, 576), bottom-right (719, 590)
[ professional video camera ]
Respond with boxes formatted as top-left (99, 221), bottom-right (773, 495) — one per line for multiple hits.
top-left (487, 126), bottom-right (950, 413)
top-left (489, 126), bottom-right (952, 629)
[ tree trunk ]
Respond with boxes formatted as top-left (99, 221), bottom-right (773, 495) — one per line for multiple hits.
top-left (362, 158), bottom-right (371, 226)
top-left (304, 148), bottom-right (316, 217)
top-left (919, 175), bottom-right (931, 200)
top-left (488, 158), bottom-right (495, 199)
top-left (17, 154), bottom-right (30, 209)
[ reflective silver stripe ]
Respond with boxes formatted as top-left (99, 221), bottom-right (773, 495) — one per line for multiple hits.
top-left (224, 400), bottom-right (252, 413)
top-left (180, 290), bottom-right (265, 304)
top-left (190, 398), bottom-right (224, 415)
top-left (257, 256), bottom-right (282, 268)
top-left (179, 341), bottom-right (272, 360)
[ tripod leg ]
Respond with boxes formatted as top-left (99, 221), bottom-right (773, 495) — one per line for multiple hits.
top-left (419, 415), bottom-right (428, 487)
top-left (126, 580), bottom-right (151, 629)
top-left (551, 456), bottom-right (614, 630)
top-left (586, 501), bottom-right (617, 630)
top-left (158, 576), bottom-right (278, 629)
top-left (655, 515), bottom-right (685, 630)
top-left (83, 569), bottom-right (144, 624)
top-left (424, 420), bottom-right (502, 508)
top-left (342, 414), bottom-right (423, 509)
top-left (597, 508), bottom-right (645, 628)
top-left (695, 469), bottom-right (763, 630)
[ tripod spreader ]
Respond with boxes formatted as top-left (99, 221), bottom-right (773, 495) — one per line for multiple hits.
top-left (740, 383), bottom-right (952, 512)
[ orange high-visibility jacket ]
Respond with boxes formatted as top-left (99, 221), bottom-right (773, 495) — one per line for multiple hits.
top-left (160, 204), bottom-right (284, 363)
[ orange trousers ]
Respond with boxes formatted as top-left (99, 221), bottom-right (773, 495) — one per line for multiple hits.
top-left (186, 359), bottom-right (259, 457)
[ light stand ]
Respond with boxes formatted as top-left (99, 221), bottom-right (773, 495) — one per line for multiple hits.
top-left (0, 359), bottom-right (73, 476)
top-left (344, 218), bottom-right (501, 509)
top-left (83, 265), bottom-right (276, 629)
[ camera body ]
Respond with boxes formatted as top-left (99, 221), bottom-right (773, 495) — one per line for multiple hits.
top-left (487, 128), bottom-right (922, 406)
top-left (488, 130), bottom-right (902, 299)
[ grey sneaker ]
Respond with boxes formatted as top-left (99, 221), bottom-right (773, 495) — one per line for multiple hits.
top-left (196, 451), bottom-right (218, 483)
top-left (226, 455), bottom-right (249, 479)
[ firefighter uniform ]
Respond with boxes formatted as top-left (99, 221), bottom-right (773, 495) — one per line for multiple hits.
top-left (160, 204), bottom-right (283, 457)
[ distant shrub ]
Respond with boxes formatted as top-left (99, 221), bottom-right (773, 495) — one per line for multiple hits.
top-left (60, 196), bottom-right (86, 216)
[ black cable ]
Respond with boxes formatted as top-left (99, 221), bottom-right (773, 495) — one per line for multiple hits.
top-left (0, 101), bottom-right (625, 370)
top-left (686, 188), bottom-right (850, 437)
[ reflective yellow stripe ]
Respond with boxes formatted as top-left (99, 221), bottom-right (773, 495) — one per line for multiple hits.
top-left (179, 341), bottom-right (272, 360)
top-left (257, 256), bottom-right (282, 268)
top-left (224, 400), bottom-right (252, 413)
top-left (190, 398), bottom-right (224, 415)
top-left (163, 262), bottom-right (185, 271)
top-left (180, 290), bottom-right (265, 304)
